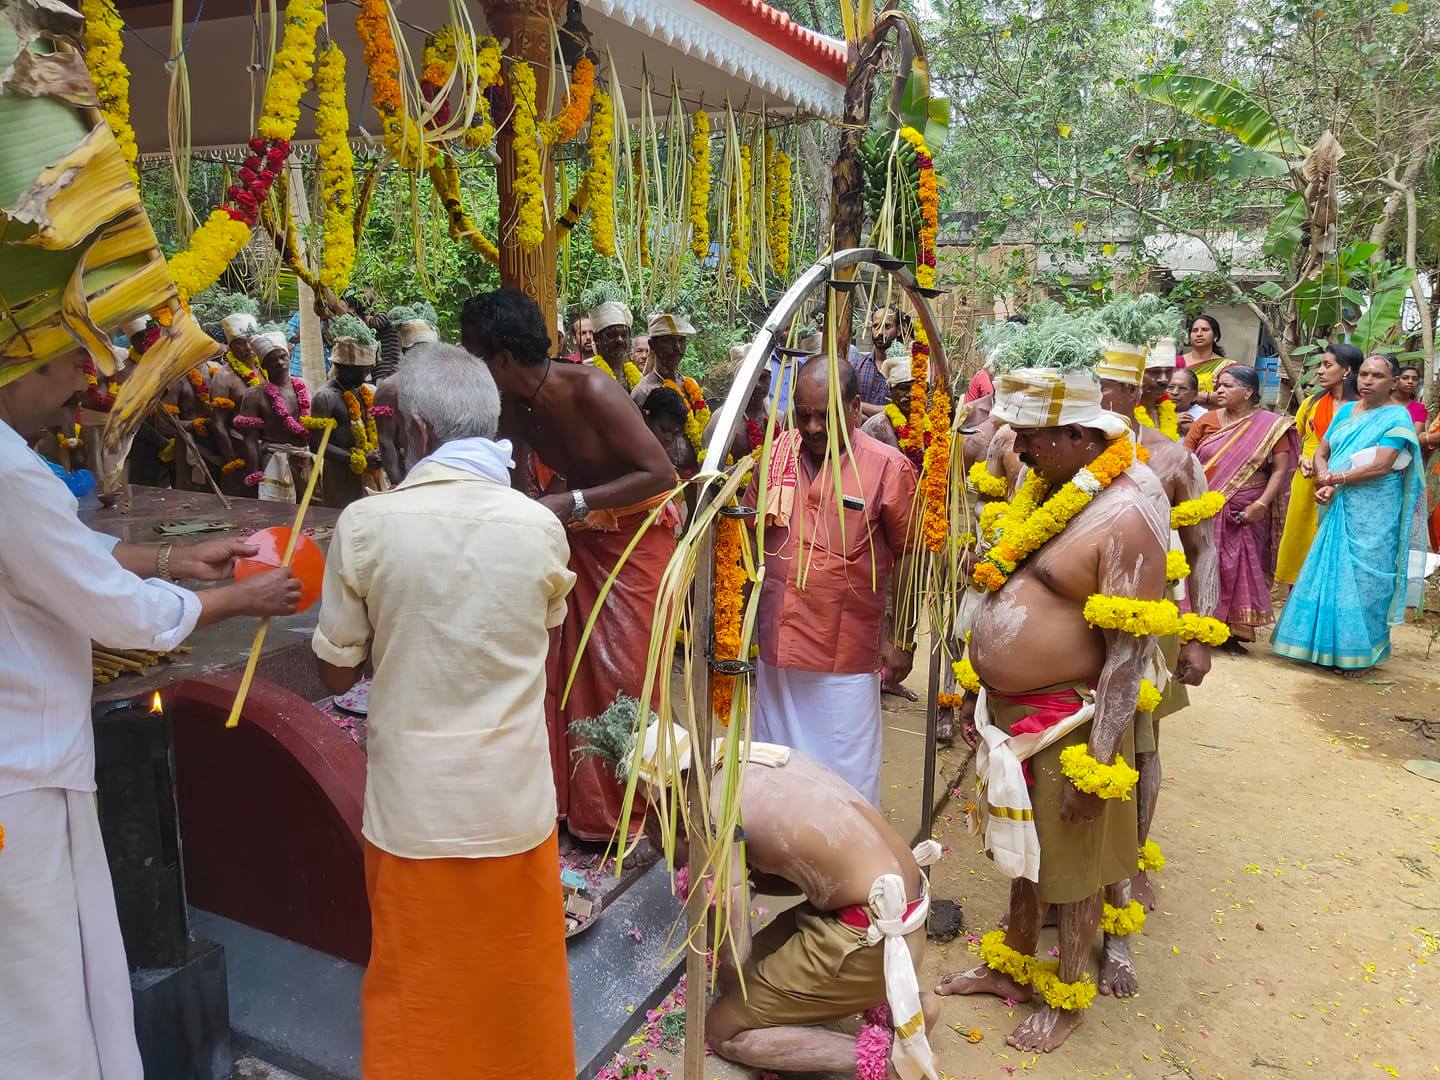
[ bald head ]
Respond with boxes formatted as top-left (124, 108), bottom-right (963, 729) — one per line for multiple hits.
top-left (793, 355), bottom-right (862, 459)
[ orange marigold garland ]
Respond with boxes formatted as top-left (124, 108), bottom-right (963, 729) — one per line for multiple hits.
top-left (898, 126), bottom-right (938, 289)
top-left (711, 513), bottom-right (746, 723)
top-left (541, 57), bottom-right (595, 146)
top-left (920, 383), bottom-right (952, 552)
top-left (357, 0), bottom-right (429, 167)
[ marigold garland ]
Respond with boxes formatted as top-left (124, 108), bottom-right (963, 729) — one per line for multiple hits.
top-left (1058, 743), bottom-right (1139, 800)
top-left (898, 126), bottom-right (938, 288)
top-left (462, 36), bottom-right (503, 149)
top-left (421, 24), bottom-right (457, 95)
top-left (579, 88), bottom-right (616, 256)
top-left (920, 385), bottom-right (952, 552)
top-left (729, 144), bottom-right (753, 289)
top-left (1082, 594), bottom-right (1181, 636)
top-left (343, 385), bottom-right (379, 474)
top-left (315, 42), bottom-right (357, 295)
top-left (83, 357), bottom-right (118, 410)
top-left (1032, 969), bottom-right (1098, 1012)
top-left (978, 930), bottom-right (1044, 986)
top-left (667, 377), bottom-right (710, 460)
top-left (357, 0), bottom-right (402, 115)
top-left (712, 513), bottom-right (746, 723)
top-left (1176, 613), bottom-right (1230, 646)
top-left (508, 61), bottom-right (545, 251)
top-left (689, 108), bottom-right (712, 260)
top-left (952, 658), bottom-right (980, 693)
top-left (592, 357), bottom-right (642, 390)
top-left (1100, 900), bottom-right (1147, 937)
top-left (1138, 840), bottom-right (1166, 873)
top-left (905, 330), bottom-right (931, 456)
top-left (765, 132), bottom-right (791, 276)
top-left (185, 369), bottom-right (211, 407)
top-left (80, 0), bottom-right (139, 186)
top-left (1165, 549), bottom-right (1190, 581)
top-left (1135, 399), bottom-right (1179, 441)
top-left (169, 211), bottom-right (254, 303)
top-left (937, 692), bottom-right (966, 709)
top-left (1171, 491), bottom-right (1225, 528)
top-left (540, 57), bottom-right (595, 146)
top-left (972, 437), bottom-right (1135, 591)
top-left (1136, 678), bottom-right (1163, 713)
top-left (227, 351), bottom-right (263, 388)
top-left (968, 459), bottom-right (1008, 498)
top-left (211, 396), bottom-right (237, 411)
top-left (222, 458), bottom-right (247, 474)
top-left (256, 0), bottom-right (326, 141)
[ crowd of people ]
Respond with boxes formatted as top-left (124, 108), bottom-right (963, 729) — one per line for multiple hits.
top-left (5, 282), bottom-right (1435, 1079)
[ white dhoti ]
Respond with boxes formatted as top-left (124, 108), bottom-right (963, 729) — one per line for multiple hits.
top-left (753, 660), bottom-right (882, 805)
top-left (0, 788), bottom-right (141, 1080)
top-left (257, 443), bottom-right (309, 503)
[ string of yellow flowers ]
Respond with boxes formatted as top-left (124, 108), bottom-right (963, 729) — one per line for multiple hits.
top-left (968, 459), bottom-right (1008, 498)
top-left (1100, 900), bottom-right (1147, 937)
top-left (920, 382), bottom-right (952, 552)
top-left (591, 357), bottom-right (643, 390)
top-left (169, 211), bottom-right (253, 303)
top-left (972, 436), bottom-right (1135, 591)
top-left (897, 126), bottom-right (938, 288)
top-left (583, 88), bottom-right (616, 256)
top-left (667, 377), bottom-right (711, 461)
top-left (421, 24), bottom-right (457, 88)
top-left (689, 108), bottom-right (711, 260)
top-left (1031, 969), bottom-right (1098, 1011)
top-left (1138, 839), bottom-right (1166, 873)
top-left (462, 36), bottom-right (503, 149)
top-left (1171, 491), bottom-right (1225, 528)
top-left (1134, 400), bottom-right (1179, 440)
top-left (428, 155), bottom-right (500, 264)
top-left (1058, 743), bottom-right (1139, 800)
top-left (766, 132), bottom-right (791, 276)
top-left (508, 61), bottom-right (545, 250)
top-left (978, 500), bottom-right (1006, 544)
top-left (952, 658), bottom-right (980, 693)
top-left (344, 386), bottom-right (379, 474)
top-left (1165, 549), bottom-right (1190, 581)
top-left (729, 144), bottom-right (752, 289)
top-left (978, 930), bottom-right (1053, 986)
top-left (315, 42), bottom-right (357, 295)
top-left (80, 0), bottom-right (140, 186)
top-left (1082, 593), bottom-right (1230, 645)
top-left (711, 513), bottom-right (746, 723)
top-left (1136, 677), bottom-right (1163, 713)
top-left (540, 57), bottom-right (595, 146)
top-left (256, 0), bottom-right (326, 141)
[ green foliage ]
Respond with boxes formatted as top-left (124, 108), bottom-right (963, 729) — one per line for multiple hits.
top-left (1093, 293), bottom-right (1182, 345)
top-left (328, 313), bottom-right (377, 347)
top-left (570, 694), bottom-right (655, 778)
top-left (386, 300), bottom-right (439, 327)
top-left (986, 313), bottom-right (1102, 373)
top-left (189, 289), bottom-right (259, 341)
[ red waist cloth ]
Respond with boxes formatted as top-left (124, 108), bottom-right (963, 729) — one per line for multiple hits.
top-left (986, 683), bottom-right (1095, 785)
top-left (835, 896), bottom-right (926, 930)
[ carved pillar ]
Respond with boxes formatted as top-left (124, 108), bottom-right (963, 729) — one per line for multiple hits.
top-left (483, 0), bottom-right (565, 350)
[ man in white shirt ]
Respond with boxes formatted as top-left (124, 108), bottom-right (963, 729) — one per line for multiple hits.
top-left (0, 350), bottom-right (302, 1080)
top-left (311, 343), bottom-right (578, 1079)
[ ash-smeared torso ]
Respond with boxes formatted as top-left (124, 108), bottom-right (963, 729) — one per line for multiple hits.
top-left (720, 752), bottom-right (922, 910)
top-left (971, 466), bottom-right (1169, 696)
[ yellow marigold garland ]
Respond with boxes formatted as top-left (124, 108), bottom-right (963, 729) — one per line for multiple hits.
top-left (227, 351), bottom-right (263, 388)
top-left (256, 0), bottom-right (326, 141)
top-left (667, 377), bottom-right (710, 460)
top-left (689, 108), bottom-right (712, 260)
top-left (1058, 743), bottom-right (1140, 800)
top-left (1136, 678), bottom-right (1163, 713)
top-left (421, 24), bottom-right (457, 88)
top-left (222, 458), bottom-right (247, 474)
top-left (508, 61), bottom-right (545, 251)
top-left (1177, 613), bottom-right (1230, 646)
top-left (591, 357), bottom-right (642, 391)
top-left (711, 513), bottom-right (746, 723)
top-left (972, 437), bottom-right (1135, 591)
top-left (462, 36), bottom-right (503, 149)
top-left (729, 145), bottom-right (753, 289)
top-left (584, 89), bottom-right (616, 256)
top-left (343, 386), bottom-right (379, 473)
top-left (978, 500), bottom-right (1007, 543)
top-left (1165, 549), bottom-right (1190, 581)
top-left (540, 57), bottom-right (595, 146)
top-left (1171, 491), bottom-right (1225, 528)
top-left (1135, 400), bottom-right (1179, 440)
top-left (978, 930), bottom-right (1043, 986)
top-left (765, 132), bottom-right (791, 276)
top-left (1138, 840), bottom-right (1166, 873)
top-left (968, 459), bottom-right (1008, 498)
top-left (1032, 969), bottom-right (1098, 1012)
top-left (169, 210), bottom-right (253, 303)
top-left (1082, 594), bottom-right (1180, 636)
top-left (898, 126), bottom-right (938, 288)
top-left (429, 155), bottom-right (500, 264)
top-left (315, 43), bottom-right (357, 294)
top-left (80, 0), bottom-right (139, 186)
top-left (952, 658), bottom-right (980, 693)
top-left (1100, 900), bottom-right (1147, 937)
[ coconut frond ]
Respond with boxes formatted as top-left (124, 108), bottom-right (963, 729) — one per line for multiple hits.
top-left (329, 313), bottom-right (377, 347)
top-left (991, 313), bottom-right (1103, 373)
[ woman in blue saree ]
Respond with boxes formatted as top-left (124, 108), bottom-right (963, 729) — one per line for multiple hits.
top-left (1273, 354), bottom-right (1427, 676)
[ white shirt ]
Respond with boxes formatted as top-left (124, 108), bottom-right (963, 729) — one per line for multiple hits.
top-left (311, 461), bottom-right (576, 859)
top-left (0, 421), bottom-right (200, 797)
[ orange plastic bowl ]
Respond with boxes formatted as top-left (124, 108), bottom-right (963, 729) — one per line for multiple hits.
top-left (235, 526), bottom-right (325, 612)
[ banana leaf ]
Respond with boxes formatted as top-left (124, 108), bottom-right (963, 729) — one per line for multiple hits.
top-left (1, 0), bottom-right (219, 477)
top-left (1350, 266), bottom-right (1415, 353)
top-left (1134, 73), bottom-right (1308, 158)
top-left (1263, 190), bottom-right (1308, 262)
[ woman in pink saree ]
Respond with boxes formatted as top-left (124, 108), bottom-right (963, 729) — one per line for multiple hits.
top-left (1183, 367), bottom-right (1298, 648)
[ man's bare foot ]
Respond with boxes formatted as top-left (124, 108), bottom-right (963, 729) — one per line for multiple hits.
top-left (1099, 935), bottom-right (1139, 997)
top-left (936, 966), bottom-right (1032, 1002)
top-left (1006, 1004), bottom-right (1084, 1052)
top-left (882, 681), bottom-right (919, 702)
top-left (1131, 871), bottom-right (1157, 912)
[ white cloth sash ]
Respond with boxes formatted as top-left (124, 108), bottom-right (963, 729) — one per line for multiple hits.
top-left (969, 686), bottom-right (1095, 882)
top-left (411, 436), bottom-right (514, 486)
top-left (868, 840), bottom-right (943, 1080)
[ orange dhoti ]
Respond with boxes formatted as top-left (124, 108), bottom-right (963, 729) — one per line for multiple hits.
top-left (546, 498), bottom-right (678, 842)
top-left (362, 830), bottom-right (574, 1079)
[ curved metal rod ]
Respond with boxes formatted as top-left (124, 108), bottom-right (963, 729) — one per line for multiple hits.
top-left (695, 246), bottom-right (948, 508)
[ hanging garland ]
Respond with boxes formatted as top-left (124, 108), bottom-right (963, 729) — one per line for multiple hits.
top-left (668, 377), bottom-right (711, 461)
top-left (905, 331), bottom-right (930, 461)
top-left (344, 386), bottom-right (380, 474)
top-left (897, 126), bottom-right (938, 288)
top-left (429, 155), bottom-right (501, 264)
top-left (592, 356), bottom-right (643, 390)
top-left (729, 144), bottom-right (752, 289)
top-left (1134, 399), bottom-right (1179, 440)
top-left (315, 42), bottom-right (357, 295)
top-left (540, 57), bottom-right (596, 146)
top-left (80, 0), bottom-right (139, 186)
top-left (463, 36), bottom-right (503, 149)
top-left (711, 513), bottom-right (745, 723)
top-left (256, 0), bottom-right (326, 140)
top-left (584, 88), bottom-right (616, 256)
top-left (83, 356), bottom-right (120, 410)
top-left (689, 108), bottom-right (711, 260)
top-left (420, 24), bottom-right (458, 127)
top-left (920, 388), bottom-right (952, 552)
top-left (507, 60), bottom-right (545, 251)
top-left (357, 0), bottom-right (429, 167)
top-left (766, 132), bottom-right (791, 277)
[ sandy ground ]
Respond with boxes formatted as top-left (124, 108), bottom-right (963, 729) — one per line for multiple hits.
top-left (609, 620), bottom-right (1440, 1079)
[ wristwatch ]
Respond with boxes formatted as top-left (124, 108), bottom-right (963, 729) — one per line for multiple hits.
top-left (570, 489), bottom-right (590, 521)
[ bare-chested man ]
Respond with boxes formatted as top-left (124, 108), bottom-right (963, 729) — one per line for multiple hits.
top-left (461, 287), bottom-right (676, 841)
top-left (234, 330), bottom-right (313, 503)
top-left (859, 349), bottom-right (921, 463)
top-left (372, 307), bottom-right (440, 486)
top-left (585, 297), bottom-right (635, 386)
top-left (309, 326), bottom-right (382, 508)
top-left (938, 366), bottom-right (1168, 1053)
top-left (208, 312), bottom-right (265, 494)
top-left (1135, 339), bottom-right (1179, 436)
top-left (631, 313), bottom-right (702, 476)
top-left (614, 723), bottom-right (941, 1078)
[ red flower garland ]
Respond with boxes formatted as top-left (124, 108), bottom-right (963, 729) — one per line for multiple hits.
top-left (224, 137), bottom-right (292, 226)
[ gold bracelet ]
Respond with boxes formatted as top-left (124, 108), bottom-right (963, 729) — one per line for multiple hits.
top-left (156, 543), bottom-right (175, 583)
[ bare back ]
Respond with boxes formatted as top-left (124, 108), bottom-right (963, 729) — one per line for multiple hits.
top-left (722, 752), bottom-right (922, 910)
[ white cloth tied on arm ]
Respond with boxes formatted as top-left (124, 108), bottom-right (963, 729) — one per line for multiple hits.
top-left (410, 437), bottom-right (515, 486)
top-left (867, 839), bottom-right (943, 1080)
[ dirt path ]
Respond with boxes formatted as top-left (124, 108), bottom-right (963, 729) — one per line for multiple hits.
top-left (606, 622), bottom-right (1440, 1078)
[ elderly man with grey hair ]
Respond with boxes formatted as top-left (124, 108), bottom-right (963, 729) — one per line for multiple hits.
top-left (311, 342), bottom-right (579, 1078)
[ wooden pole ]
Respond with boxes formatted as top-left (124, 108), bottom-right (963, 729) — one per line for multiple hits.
top-left (483, 0), bottom-right (566, 353)
top-left (683, 527), bottom-right (716, 1075)
top-left (224, 423), bottom-right (332, 728)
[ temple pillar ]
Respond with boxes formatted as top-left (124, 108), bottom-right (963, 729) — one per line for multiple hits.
top-left (484, 0), bottom-right (566, 351)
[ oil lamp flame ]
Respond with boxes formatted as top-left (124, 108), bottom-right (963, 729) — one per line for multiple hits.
top-left (149, 692), bottom-right (163, 715)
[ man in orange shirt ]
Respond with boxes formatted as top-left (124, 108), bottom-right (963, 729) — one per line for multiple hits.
top-left (749, 356), bottom-right (919, 805)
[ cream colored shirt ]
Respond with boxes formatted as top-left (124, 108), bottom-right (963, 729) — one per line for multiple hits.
top-left (312, 462), bottom-right (576, 859)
